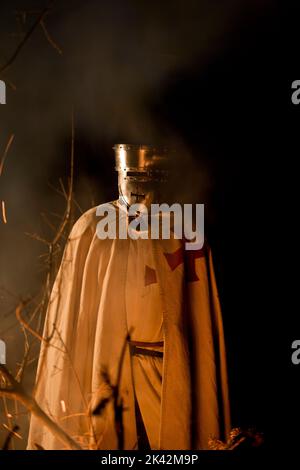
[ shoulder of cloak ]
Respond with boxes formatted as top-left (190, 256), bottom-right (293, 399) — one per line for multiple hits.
top-left (68, 200), bottom-right (119, 240)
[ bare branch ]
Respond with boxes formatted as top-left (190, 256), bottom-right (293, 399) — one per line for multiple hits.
top-left (1, 425), bottom-right (20, 450)
top-left (40, 20), bottom-right (62, 55)
top-left (15, 302), bottom-right (65, 354)
top-left (0, 364), bottom-right (81, 450)
top-left (25, 232), bottom-right (51, 245)
top-left (0, 134), bottom-right (14, 176)
top-left (52, 111), bottom-right (75, 246)
top-left (0, 365), bottom-right (82, 450)
top-left (0, 1), bottom-right (56, 76)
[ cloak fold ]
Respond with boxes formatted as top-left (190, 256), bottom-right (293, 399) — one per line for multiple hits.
top-left (27, 202), bottom-right (230, 450)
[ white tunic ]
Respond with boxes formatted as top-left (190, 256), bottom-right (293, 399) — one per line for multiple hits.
top-left (125, 238), bottom-right (163, 342)
top-left (125, 238), bottom-right (164, 449)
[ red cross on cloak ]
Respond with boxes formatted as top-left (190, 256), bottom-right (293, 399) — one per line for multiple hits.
top-left (164, 243), bottom-right (207, 282)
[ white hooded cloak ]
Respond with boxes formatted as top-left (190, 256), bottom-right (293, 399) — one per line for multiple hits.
top-left (27, 201), bottom-right (230, 450)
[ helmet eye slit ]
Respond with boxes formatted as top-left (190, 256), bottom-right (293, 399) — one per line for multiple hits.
top-left (126, 171), bottom-right (148, 177)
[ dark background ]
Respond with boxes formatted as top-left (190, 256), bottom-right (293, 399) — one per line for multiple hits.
top-left (0, 0), bottom-right (298, 452)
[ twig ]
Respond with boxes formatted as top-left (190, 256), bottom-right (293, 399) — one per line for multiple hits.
top-left (52, 111), bottom-right (74, 246)
top-left (40, 212), bottom-right (57, 233)
top-left (15, 301), bottom-right (65, 355)
top-left (25, 232), bottom-right (51, 245)
top-left (15, 302), bottom-right (44, 343)
top-left (16, 321), bottom-right (31, 384)
top-left (0, 134), bottom-right (14, 176)
top-left (40, 20), bottom-right (62, 55)
top-left (1, 425), bottom-right (20, 450)
top-left (1, 201), bottom-right (7, 224)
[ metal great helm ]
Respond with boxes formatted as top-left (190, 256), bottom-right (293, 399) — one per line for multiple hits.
top-left (114, 144), bottom-right (169, 208)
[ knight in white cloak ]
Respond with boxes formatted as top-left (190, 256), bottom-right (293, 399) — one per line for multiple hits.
top-left (27, 144), bottom-right (231, 450)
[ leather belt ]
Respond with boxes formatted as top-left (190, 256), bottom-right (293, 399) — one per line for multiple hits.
top-left (128, 340), bottom-right (164, 358)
